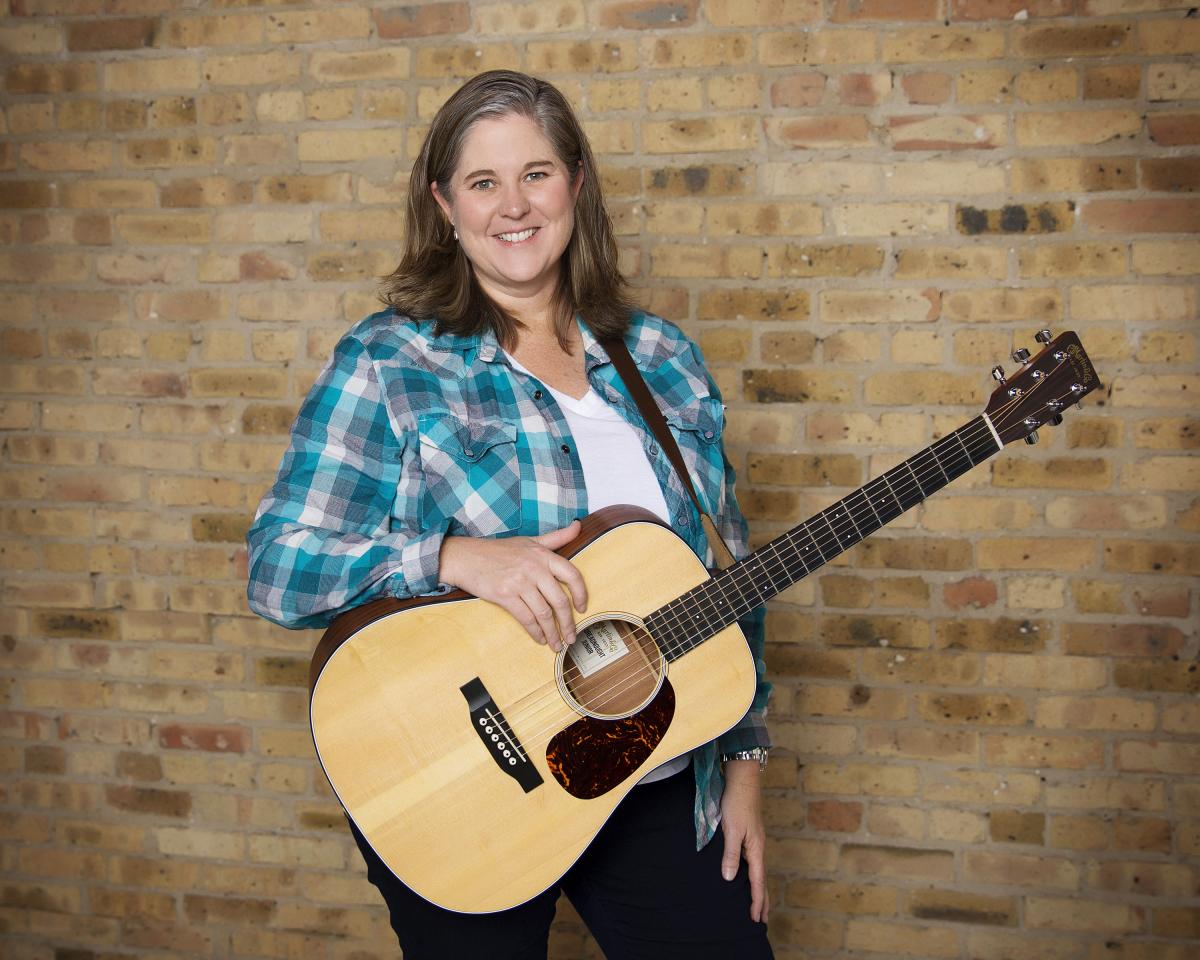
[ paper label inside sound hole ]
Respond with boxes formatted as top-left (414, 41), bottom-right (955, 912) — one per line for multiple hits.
top-left (567, 620), bottom-right (630, 679)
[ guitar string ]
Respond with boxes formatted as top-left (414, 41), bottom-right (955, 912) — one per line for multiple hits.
top-left (651, 379), bottom-right (1064, 663)
top-left (650, 372), bottom-right (1066, 661)
top-left (503, 400), bottom-right (1029, 742)
top-left (498, 381), bottom-right (1068, 746)
top-left (504, 412), bottom-right (1015, 741)
top-left (499, 422), bottom-right (1000, 745)
top-left (500, 416), bottom-right (1004, 742)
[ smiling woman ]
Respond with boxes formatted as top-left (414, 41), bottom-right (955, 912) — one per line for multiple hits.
top-left (246, 69), bottom-right (773, 960)
top-left (430, 115), bottom-right (583, 324)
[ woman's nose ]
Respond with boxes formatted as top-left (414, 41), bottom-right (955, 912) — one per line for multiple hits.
top-left (501, 183), bottom-right (530, 218)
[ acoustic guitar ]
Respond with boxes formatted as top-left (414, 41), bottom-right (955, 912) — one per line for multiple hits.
top-left (309, 330), bottom-right (1099, 913)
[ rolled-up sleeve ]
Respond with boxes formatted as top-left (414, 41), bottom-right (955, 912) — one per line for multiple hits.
top-left (246, 334), bottom-right (447, 629)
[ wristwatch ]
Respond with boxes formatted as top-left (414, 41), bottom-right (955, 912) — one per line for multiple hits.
top-left (720, 747), bottom-right (768, 771)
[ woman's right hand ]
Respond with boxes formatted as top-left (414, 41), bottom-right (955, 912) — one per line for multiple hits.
top-left (438, 520), bottom-right (587, 651)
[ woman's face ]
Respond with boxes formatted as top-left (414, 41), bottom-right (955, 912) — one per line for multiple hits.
top-left (432, 112), bottom-right (583, 307)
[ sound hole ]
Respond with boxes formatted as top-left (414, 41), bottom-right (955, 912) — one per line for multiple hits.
top-left (558, 615), bottom-right (663, 720)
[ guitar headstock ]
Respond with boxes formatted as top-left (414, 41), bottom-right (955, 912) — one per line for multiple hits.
top-left (984, 330), bottom-right (1101, 446)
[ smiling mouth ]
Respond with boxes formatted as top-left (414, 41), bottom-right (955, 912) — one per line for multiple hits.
top-left (496, 227), bottom-right (538, 244)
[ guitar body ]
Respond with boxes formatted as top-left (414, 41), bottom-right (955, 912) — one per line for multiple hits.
top-left (309, 508), bottom-right (756, 914)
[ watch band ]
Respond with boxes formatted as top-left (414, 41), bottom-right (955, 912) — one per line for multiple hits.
top-left (721, 747), bottom-right (768, 771)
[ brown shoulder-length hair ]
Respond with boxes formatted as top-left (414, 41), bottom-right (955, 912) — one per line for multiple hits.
top-left (380, 70), bottom-right (633, 348)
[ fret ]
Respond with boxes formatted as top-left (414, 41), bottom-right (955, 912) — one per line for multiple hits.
top-left (843, 486), bottom-right (883, 540)
top-left (795, 519), bottom-right (827, 566)
top-left (865, 474), bottom-right (905, 526)
top-left (820, 508), bottom-right (852, 554)
top-left (934, 431), bottom-right (973, 483)
top-left (904, 458), bottom-right (939, 500)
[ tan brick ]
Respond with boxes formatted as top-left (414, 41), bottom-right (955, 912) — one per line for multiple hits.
top-left (309, 48), bottom-right (410, 84)
top-left (1013, 156), bottom-right (1136, 193)
top-left (767, 244), bottom-right (885, 278)
top-left (1090, 860), bottom-right (1196, 898)
top-left (1027, 896), bottom-right (1145, 934)
top-left (521, 40), bottom-right (633, 76)
top-left (201, 52), bottom-right (300, 88)
top-left (643, 117), bottom-right (759, 154)
top-left (894, 245), bottom-right (1007, 280)
top-left (106, 58), bottom-right (199, 93)
top-left (986, 733), bottom-right (1105, 769)
top-left (707, 0), bottom-right (820, 25)
top-left (884, 27), bottom-right (1004, 62)
top-left (804, 762), bottom-right (920, 797)
top-left (1017, 110), bottom-right (1141, 147)
top-left (943, 287), bottom-right (1061, 324)
top-left (841, 843), bottom-right (954, 882)
top-left (964, 850), bottom-right (1079, 889)
top-left (1117, 741), bottom-right (1200, 775)
top-left (161, 13), bottom-right (264, 47)
top-left (767, 160), bottom-right (882, 196)
top-left (1133, 236), bottom-right (1200, 274)
top-left (917, 692), bottom-right (1026, 726)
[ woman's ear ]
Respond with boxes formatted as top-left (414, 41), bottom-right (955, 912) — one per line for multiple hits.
top-left (430, 180), bottom-right (453, 222)
top-left (571, 164), bottom-right (585, 200)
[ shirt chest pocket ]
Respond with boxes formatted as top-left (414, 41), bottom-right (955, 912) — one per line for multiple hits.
top-left (416, 414), bottom-right (521, 537)
top-left (665, 396), bottom-right (725, 513)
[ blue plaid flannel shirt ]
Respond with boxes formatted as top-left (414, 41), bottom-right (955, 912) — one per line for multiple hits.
top-left (247, 308), bottom-right (770, 847)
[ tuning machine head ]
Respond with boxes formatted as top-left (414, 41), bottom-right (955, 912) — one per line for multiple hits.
top-left (1034, 329), bottom-right (1053, 344)
top-left (991, 365), bottom-right (1006, 383)
top-left (1012, 347), bottom-right (1031, 364)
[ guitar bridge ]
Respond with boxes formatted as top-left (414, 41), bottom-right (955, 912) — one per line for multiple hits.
top-left (460, 677), bottom-right (543, 793)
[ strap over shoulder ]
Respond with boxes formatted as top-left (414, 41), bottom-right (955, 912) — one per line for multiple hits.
top-left (600, 336), bottom-right (736, 571)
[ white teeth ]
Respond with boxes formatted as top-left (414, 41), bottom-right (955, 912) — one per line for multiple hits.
top-left (498, 228), bottom-right (535, 243)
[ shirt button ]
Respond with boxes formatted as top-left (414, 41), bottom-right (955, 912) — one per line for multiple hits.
top-left (533, 390), bottom-right (543, 400)
top-left (649, 444), bottom-right (658, 456)
top-left (560, 443), bottom-right (570, 455)
top-left (704, 430), bottom-right (714, 439)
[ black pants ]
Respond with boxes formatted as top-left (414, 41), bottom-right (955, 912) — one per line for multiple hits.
top-left (348, 766), bottom-right (773, 959)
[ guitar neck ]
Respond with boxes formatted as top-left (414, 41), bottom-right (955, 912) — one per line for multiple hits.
top-left (646, 414), bottom-right (1003, 662)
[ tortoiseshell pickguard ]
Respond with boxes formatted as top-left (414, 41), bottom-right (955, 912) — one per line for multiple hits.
top-left (545, 680), bottom-right (676, 799)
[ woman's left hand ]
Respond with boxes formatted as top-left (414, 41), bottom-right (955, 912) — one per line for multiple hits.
top-left (719, 759), bottom-right (769, 923)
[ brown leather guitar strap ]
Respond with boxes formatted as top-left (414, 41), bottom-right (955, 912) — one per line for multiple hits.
top-left (601, 337), bottom-right (736, 571)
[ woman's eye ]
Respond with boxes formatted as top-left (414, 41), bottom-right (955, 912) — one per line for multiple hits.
top-left (525, 171), bottom-right (547, 182)
top-left (471, 179), bottom-right (494, 190)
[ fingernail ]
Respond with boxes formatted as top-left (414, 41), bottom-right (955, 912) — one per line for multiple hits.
top-left (722, 867), bottom-right (734, 881)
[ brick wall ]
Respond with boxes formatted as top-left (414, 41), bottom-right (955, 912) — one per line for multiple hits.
top-left (1, 1), bottom-right (1197, 957)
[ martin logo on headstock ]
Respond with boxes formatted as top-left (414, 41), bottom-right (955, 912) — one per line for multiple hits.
top-left (984, 329), bottom-right (1101, 448)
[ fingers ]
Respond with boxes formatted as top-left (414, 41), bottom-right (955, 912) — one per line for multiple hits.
top-left (438, 526), bottom-right (587, 649)
top-left (723, 826), bottom-right (768, 923)
top-left (747, 849), bottom-right (769, 924)
top-left (720, 823), bottom-right (743, 882)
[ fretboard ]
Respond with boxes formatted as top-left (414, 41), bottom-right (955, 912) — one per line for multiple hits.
top-left (644, 415), bottom-right (1002, 662)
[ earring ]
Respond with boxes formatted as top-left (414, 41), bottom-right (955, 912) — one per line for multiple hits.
top-left (453, 228), bottom-right (458, 241)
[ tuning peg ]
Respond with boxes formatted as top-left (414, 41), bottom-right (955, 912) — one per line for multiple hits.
top-left (991, 365), bottom-right (1006, 383)
top-left (1034, 329), bottom-right (1053, 344)
top-left (1024, 431), bottom-right (1039, 445)
top-left (1049, 414), bottom-right (1063, 427)
top-left (1012, 347), bottom-right (1031, 363)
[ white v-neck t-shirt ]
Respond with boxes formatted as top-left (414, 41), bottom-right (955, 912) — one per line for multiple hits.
top-left (507, 357), bottom-right (688, 784)
top-left (507, 356), bottom-right (670, 525)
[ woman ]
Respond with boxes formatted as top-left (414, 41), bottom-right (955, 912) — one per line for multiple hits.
top-left (247, 70), bottom-right (772, 959)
